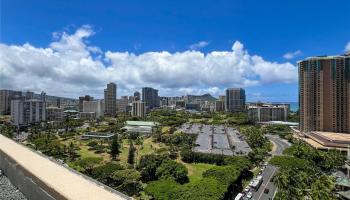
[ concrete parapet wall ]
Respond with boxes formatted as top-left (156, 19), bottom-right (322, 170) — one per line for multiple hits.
top-left (0, 134), bottom-right (130, 200)
top-left (0, 150), bottom-right (56, 200)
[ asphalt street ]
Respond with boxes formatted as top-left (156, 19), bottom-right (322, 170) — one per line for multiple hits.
top-left (251, 135), bottom-right (291, 200)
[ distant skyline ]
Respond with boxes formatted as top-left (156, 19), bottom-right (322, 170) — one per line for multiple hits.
top-left (1, 0), bottom-right (350, 102)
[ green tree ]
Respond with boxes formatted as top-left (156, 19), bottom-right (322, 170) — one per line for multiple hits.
top-left (310, 175), bottom-right (336, 200)
top-left (73, 157), bottom-right (102, 175)
top-left (156, 160), bottom-right (189, 184)
top-left (137, 154), bottom-right (169, 182)
top-left (67, 142), bottom-right (79, 161)
top-left (145, 179), bottom-right (181, 200)
top-left (110, 135), bottom-right (120, 160)
top-left (112, 169), bottom-right (142, 196)
top-left (91, 162), bottom-right (124, 186)
top-left (127, 141), bottom-right (136, 166)
top-left (0, 123), bottom-right (15, 138)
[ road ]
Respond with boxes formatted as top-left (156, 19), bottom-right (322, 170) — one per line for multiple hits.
top-left (251, 135), bottom-right (291, 200)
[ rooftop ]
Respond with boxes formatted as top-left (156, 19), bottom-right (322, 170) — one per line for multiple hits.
top-left (258, 121), bottom-right (299, 126)
top-left (312, 132), bottom-right (350, 143)
top-left (0, 134), bottom-right (130, 200)
top-left (298, 53), bottom-right (350, 63)
top-left (125, 121), bottom-right (159, 126)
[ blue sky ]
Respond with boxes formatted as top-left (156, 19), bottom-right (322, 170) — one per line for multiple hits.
top-left (1, 0), bottom-right (350, 102)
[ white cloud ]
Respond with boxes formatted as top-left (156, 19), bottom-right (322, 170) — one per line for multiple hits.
top-left (0, 25), bottom-right (298, 98)
top-left (283, 50), bottom-right (302, 60)
top-left (345, 42), bottom-right (350, 52)
top-left (189, 41), bottom-right (210, 50)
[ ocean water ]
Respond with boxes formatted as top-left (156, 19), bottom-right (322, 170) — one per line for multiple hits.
top-left (273, 102), bottom-right (298, 112)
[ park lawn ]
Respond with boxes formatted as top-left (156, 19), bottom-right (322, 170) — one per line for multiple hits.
top-left (118, 139), bottom-right (130, 164)
top-left (176, 158), bottom-right (215, 183)
top-left (118, 137), bottom-right (167, 165)
top-left (137, 137), bottom-right (168, 158)
top-left (79, 145), bottom-right (101, 158)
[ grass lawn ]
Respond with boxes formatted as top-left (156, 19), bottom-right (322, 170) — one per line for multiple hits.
top-left (119, 139), bottom-right (130, 164)
top-left (79, 145), bottom-right (101, 158)
top-left (136, 137), bottom-right (168, 159)
top-left (176, 158), bottom-right (215, 183)
top-left (59, 136), bottom-right (110, 161)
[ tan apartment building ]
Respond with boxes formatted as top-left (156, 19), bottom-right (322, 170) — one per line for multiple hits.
top-left (299, 53), bottom-right (350, 133)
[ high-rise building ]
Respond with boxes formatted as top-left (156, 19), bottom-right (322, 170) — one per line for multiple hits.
top-left (83, 100), bottom-right (105, 118)
top-left (134, 91), bottom-right (140, 101)
top-left (104, 83), bottom-right (117, 116)
top-left (142, 87), bottom-right (159, 109)
top-left (215, 100), bottom-right (225, 112)
top-left (0, 89), bottom-right (22, 115)
top-left (117, 96), bottom-right (129, 113)
top-left (40, 91), bottom-right (46, 102)
top-left (225, 88), bottom-right (246, 112)
top-left (79, 95), bottom-right (94, 112)
top-left (132, 101), bottom-right (145, 118)
top-left (219, 95), bottom-right (225, 102)
top-left (11, 99), bottom-right (46, 126)
top-left (299, 54), bottom-right (350, 133)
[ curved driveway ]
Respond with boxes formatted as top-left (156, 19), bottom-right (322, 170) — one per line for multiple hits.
top-left (252, 134), bottom-right (291, 200)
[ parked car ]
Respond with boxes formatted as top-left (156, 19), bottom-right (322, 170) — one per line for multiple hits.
top-left (246, 192), bottom-right (253, 199)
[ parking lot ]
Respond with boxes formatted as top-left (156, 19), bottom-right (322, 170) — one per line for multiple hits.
top-left (179, 123), bottom-right (252, 156)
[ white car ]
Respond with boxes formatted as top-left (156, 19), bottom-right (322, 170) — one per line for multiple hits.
top-left (246, 192), bottom-right (253, 199)
top-left (248, 181), bottom-right (254, 187)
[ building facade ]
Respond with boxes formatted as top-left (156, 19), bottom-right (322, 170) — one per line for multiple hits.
top-left (132, 101), bottom-right (145, 118)
top-left (104, 83), bottom-right (117, 116)
top-left (0, 90), bottom-right (22, 115)
top-left (248, 104), bottom-right (288, 122)
top-left (25, 91), bottom-right (34, 100)
top-left (78, 95), bottom-right (94, 112)
top-left (117, 96), bottom-right (129, 113)
top-left (83, 100), bottom-right (105, 118)
top-left (11, 99), bottom-right (46, 126)
top-left (142, 87), bottom-right (159, 109)
top-left (225, 88), bottom-right (246, 112)
top-left (215, 100), bottom-right (225, 112)
top-left (299, 54), bottom-right (350, 133)
top-left (133, 91), bottom-right (140, 101)
top-left (46, 107), bottom-right (63, 122)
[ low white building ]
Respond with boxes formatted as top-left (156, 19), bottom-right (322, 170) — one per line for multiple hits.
top-left (123, 121), bottom-right (159, 134)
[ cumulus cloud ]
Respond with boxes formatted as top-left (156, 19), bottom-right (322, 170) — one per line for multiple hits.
top-left (189, 41), bottom-right (210, 50)
top-left (283, 50), bottom-right (302, 60)
top-left (0, 25), bottom-right (297, 98)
